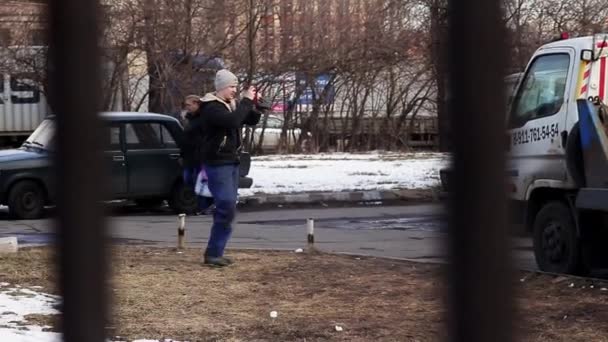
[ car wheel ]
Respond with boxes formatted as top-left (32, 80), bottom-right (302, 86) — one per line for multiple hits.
top-left (168, 182), bottom-right (198, 215)
top-left (533, 201), bottom-right (583, 274)
top-left (8, 180), bottom-right (45, 220)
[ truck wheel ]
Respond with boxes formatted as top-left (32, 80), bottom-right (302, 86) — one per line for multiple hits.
top-left (8, 180), bottom-right (45, 220)
top-left (168, 182), bottom-right (197, 215)
top-left (533, 201), bottom-right (582, 274)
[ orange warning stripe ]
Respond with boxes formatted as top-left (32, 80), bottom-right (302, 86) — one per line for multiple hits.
top-left (578, 60), bottom-right (591, 97)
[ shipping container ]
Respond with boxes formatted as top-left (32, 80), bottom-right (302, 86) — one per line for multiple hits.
top-left (0, 73), bottom-right (49, 145)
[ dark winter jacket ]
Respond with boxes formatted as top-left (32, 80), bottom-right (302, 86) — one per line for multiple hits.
top-left (191, 92), bottom-right (261, 165)
top-left (180, 110), bottom-right (204, 169)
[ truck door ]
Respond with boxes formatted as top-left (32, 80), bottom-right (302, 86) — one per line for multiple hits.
top-left (507, 49), bottom-right (574, 200)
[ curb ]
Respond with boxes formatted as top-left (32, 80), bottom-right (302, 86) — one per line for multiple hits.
top-left (242, 189), bottom-right (439, 205)
top-left (332, 251), bottom-right (447, 264)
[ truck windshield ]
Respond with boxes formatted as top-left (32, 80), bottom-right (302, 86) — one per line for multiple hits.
top-left (510, 54), bottom-right (569, 126)
top-left (24, 119), bottom-right (55, 150)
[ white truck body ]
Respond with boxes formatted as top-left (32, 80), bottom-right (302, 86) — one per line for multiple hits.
top-left (0, 73), bottom-right (49, 136)
top-left (506, 33), bottom-right (608, 274)
top-left (509, 34), bottom-right (608, 202)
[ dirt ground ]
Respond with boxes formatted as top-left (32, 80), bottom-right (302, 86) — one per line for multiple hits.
top-left (2, 247), bottom-right (608, 341)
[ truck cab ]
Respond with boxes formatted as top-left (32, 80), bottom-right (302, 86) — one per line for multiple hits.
top-left (508, 33), bottom-right (608, 274)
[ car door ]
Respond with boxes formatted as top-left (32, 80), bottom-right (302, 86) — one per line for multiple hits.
top-left (124, 121), bottom-right (181, 197)
top-left (103, 123), bottom-right (127, 197)
top-left (507, 50), bottom-right (574, 200)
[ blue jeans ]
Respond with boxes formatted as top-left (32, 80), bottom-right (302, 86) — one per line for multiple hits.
top-left (204, 163), bottom-right (240, 257)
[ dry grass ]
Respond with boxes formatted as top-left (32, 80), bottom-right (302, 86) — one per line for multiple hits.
top-left (2, 247), bottom-right (608, 341)
top-left (107, 247), bottom-right (443, 341)
top-left (0, 248), bottom-right (58, 291)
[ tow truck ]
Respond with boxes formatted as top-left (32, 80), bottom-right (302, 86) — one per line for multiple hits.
top-left (444, 33), bottom-right (608, 275)
top-left (509, 32), bottom-right (608, 274)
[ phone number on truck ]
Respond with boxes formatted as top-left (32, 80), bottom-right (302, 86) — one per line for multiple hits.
top-left (511, 123), bottom-right (559, 146)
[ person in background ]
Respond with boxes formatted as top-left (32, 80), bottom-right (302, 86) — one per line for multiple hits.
top-left (181, 95), bottom-right (202, 128)
top-left (180, 95), bottom-right (213, 214)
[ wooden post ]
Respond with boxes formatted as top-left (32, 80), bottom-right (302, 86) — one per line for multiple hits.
top-left (307, 218), bottom-right (314, 245)
top-left (178, 214), bottom-right (186, 249)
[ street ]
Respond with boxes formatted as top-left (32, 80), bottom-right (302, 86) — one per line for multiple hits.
top-left (0, 203), bottom-right (537, 270)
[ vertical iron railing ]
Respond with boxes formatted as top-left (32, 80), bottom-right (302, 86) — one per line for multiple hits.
top-left (446, 0), bottom-right (514, 340)
top-left (49, 0), bottom-right (108, 341)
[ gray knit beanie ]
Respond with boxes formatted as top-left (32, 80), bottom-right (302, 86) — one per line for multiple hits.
top-left (214, 69), bottom-right (238, 91)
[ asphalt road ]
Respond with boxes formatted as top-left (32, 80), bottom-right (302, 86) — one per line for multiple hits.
top-left (0, 202), bottom-right (537, 270)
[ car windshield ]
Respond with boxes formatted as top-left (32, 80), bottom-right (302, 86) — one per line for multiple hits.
top-left (23, 119), bottom-right (55, 150)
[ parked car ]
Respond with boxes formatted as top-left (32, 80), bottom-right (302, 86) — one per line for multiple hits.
top-left (0, 112), bottom-right (253, 219)
top-left (249, 115), bottom-right (306, 152)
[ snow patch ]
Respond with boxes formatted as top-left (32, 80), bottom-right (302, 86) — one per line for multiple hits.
top-left (0, 285), bottom-right (188, 342)
top-left (240, 152), bottom-right (448, 196)
top-left (0, 285), bottom-right (61, 342)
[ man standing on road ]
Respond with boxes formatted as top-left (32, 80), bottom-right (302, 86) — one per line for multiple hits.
top-left (197, 69), bottom-right (261, 267)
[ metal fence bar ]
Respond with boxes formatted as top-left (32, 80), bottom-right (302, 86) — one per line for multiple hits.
top-left (446, 0), bottom-right (513, 340)
top-left (48, 1), bottom-right (107, 341)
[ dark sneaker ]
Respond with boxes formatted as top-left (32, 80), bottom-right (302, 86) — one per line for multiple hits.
top-left (203, 204), bottom-right (216, 215)
top-left (196, 205), bottom-right (215, 216)
top-left (204, 256), bottom-right (230, 267)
